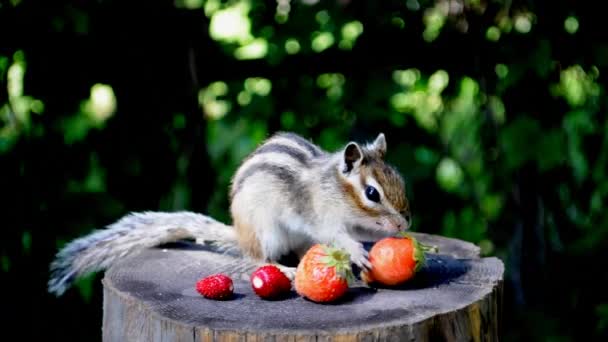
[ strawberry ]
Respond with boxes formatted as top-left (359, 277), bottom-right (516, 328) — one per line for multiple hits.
top-left (250, 265), bottom-right (292, 299)
top-left (196, 274), bottom-right (234, 300)
top-left (362, 233), bottom-right (437, 286)
top-left (294, 244), bottom-right (354, 303)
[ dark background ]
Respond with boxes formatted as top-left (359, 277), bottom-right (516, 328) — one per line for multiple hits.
top-left (1, 0), bottom-right (607, 340)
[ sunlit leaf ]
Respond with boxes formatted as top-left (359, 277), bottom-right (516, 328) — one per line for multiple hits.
top-left (7, 57), bottom-right (25, 98)
top-left (311, 31), bottom-right (335, 52)
top-left (234, 38), bottom-right (268, 60)
top-left (244, 78), bottom-right (272, 96)
top-left (436, 157), bottom-right (464, 192)
top-left (209, 1), bottom-right (252, 44)
top-left (339, 20), bottom-right (363, 50)
top-left (423, 4), bottom-right (446, 42)
top-left (495, 64), bottom-right (508, 79)
top-left (514, 13), bottom-right (533, 33)
top-left (284, 38), bottom-right (301, 54)
top-left (393, 69), bottom-right (420, 87)
top-left (174, 0), bottom-right (203, 9)
top-left (428, 70), bottom-right (449, 94)
top-left (85, 84), bottom-right (116, 123)
top-left (564, 16), bottom-right (579, 34)
top-left (553, 65), bottom-right (600, 107)
top-left (486, 26), bottom-right (500, 41)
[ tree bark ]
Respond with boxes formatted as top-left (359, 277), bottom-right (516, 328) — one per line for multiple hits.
top-left (102, 233), bottom-right (504, 341)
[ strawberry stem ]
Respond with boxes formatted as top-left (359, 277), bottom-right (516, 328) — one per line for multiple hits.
top-left (320, 245), bottom-right (355, 285)
top-left (396, 233), bottom-right (439, 272)
top-left (419, 242), bottom-right (439, 253)
top-left (397, 232), bottom-right (439, 253)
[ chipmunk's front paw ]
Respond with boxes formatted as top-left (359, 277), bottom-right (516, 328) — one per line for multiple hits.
top-left (274, 264), bottom-right (296, 282)
top-left (348, 244), bottom-right (371, 272)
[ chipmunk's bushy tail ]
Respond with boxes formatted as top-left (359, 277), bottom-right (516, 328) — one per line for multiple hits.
top-left (48, 211), bottom-right (237, 296)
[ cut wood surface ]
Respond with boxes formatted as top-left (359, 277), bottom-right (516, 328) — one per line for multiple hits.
top-left (102, 232), bottom-right (504, 342)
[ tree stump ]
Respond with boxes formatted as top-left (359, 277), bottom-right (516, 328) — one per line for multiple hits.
top-left (102, 233), bottom-right (504, 341)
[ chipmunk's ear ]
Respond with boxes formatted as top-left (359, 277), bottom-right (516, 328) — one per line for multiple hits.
top-left (371, 133), bottom-right (387, 158)
top-left (342, 142), bottom-right (363, 173)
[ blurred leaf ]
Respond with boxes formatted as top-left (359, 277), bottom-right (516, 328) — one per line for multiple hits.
top-left (537, 129), bottom-right (566, 171)
top-left (564, 110), bottom-right (596, 183)
top-left (22, 231), bottom-right (31, 254)
top-left (1, 254), bottom-right (10, 272)
top-left (75, 272), bottom-right (97, 303)
top-left (499, 117), bottom-right (566, 172)
top-left (209, 0), bottom-right (252, 44)
top-left (414, 146), bottom-right (439, 165)
top-left (481, 194), bottom-right (504, 220)
top-left (442, 207), bottom-right (487, 243)
top-left (311, 31), bottom-right (335, 52)
top-left (428, 70), bottom-right (449, 94)
top-left (478, 239), bottom-right (495, 256)
top-left (436, 157), bottom-right (464, 192)
top-left (0, 55), bottom-right (9, 80)
top-left (564, 16), bottom-right (579, 34)
top-left (531, 40), bottom-right (553, 78)
top-left (597, 303), bottom-right (608, 334)
top-left (423, 3), bottom-right (447, 42)
top-left (552, 65), bottom-right (601, 107)
top-left (175, 0), bottom-right (204, 9)
top-left (499, 117), bottom-right (541, 170)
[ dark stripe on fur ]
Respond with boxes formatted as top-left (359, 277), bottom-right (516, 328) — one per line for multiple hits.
top-left (336, 168), bottom-right (382, 217)
top-left (232, 163), bottom-right (313, 217)
top-left (276, 132), bottom-right (323, 157)
top-left (370, 164), bottom-right (407, 212)
top-left (252, 143), bottom-right (309, 166)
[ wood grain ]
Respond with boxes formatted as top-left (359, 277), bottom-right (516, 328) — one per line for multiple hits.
top-left (102, 232), bottom-right (503, 342)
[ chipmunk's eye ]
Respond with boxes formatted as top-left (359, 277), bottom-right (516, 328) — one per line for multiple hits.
top-left (365, 186), bottom-right (380, 203)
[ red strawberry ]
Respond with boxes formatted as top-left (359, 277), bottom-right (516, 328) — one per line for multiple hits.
top-left (196, 274), bottom-right (233, 300)
top-left (294, 244), bottom-right (354, 303)
top-left (362, 233), bottom-right (437, 286)
top-left (250, 265), bottom-right (292, 299)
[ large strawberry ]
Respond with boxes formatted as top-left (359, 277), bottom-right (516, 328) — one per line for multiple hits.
top-left (362, 234), bottom-right (437, 286)
top-left (250, 265), bottom-right (292, 299)
top-left (294, 244), bottom-right (354, 303)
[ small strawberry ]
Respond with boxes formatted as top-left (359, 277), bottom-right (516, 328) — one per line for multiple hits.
top-left (362, 233), bottom-right (437, 286)
top-left (196, 274), bottom-right (234, 300)
top-left (250, 265), bottom-right (292, 299)
top-left (295, 244), bottom-right (354, 303)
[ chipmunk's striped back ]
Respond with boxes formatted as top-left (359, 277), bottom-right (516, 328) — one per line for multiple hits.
top-left (230, 132), bottom-right (326, 199)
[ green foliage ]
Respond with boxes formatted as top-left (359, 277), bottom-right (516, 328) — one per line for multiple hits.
top-left (74, 272), bottom-right (97, 304)
top-left (1, 254), bottom-right (10, 272)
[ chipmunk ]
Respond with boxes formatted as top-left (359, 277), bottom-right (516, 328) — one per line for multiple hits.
top-left (48, 132), bottom-right (411, 296)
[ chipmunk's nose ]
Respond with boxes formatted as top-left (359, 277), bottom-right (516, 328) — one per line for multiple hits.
top-left (386, 215), bottom-right (410, 232)
top-left (399, 211), bottom-right (412, 230)
top-left (394, 220), bottom-right (409, 231)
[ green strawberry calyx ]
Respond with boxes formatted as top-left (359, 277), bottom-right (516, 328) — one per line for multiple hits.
top-left (320, 245), bottom-right (355, 285)
top-left (397, 232), bottom-right (439, 272)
